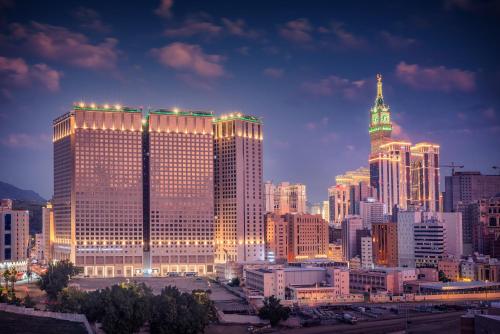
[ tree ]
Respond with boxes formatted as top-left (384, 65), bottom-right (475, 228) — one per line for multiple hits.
top-left (438, 270), bottom-right (450, 283)
top-left (38, 260), bottom-right (80, 300)
top-left (23, 294), bottom-right (36, 308)
top-left (229, 277), bottom-right (240, 287)
top-left (98, 283), bottom-right (152, 334)
top-left (51, 286), bottom-right (87, 313)
top-left (258, 295), bottom-right (291, 327)
top-left (150, 286), bottom-right (211, 334)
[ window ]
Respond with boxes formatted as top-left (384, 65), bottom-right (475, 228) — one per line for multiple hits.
top-left (4, 214), bottom-right (11, 231)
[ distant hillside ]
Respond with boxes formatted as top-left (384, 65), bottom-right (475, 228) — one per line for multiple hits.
top-left (0, 181), bottom-right (46, 203)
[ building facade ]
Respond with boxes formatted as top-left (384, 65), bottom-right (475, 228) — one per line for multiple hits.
top-left (42, 202), bottom-right (54, 264)
top-left (0, 200), bottom-right (29, 263)
top-left (286, 213), bottom-right (328, 262)
top-left (444, 171), bottom-right (500, 212)
top-left (264, 213), bottom-right (288, 262)
top-left (214, 113), bottom-right (265, 265)
top-left (372, 222), bottom-right (398, 267)
top-left (341, 215), bottom-right (363, 261)
top-left (410, 143), bottom-right (440, 212)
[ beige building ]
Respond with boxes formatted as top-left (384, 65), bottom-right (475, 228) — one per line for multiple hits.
top-left (411, 143), bottom-right (440, 212)
top-left (266, 182), bottom-right (307, 215)
top-left (286, 213), bottom-right (328, 262)
top-left (0, 200), bottom-right (29, 262)
top-left (41, 201), bottom-right (54, 264)
top-left (214, 113), bottom-right (265, 266)
top-left (148, 110), bottom-right (215, 276)
top-left (53, 104), bottom-right (146, 277)
top-left (328, 242), bottom-right (343, 262)
top-left (265, 213), bottom-right (288, 262)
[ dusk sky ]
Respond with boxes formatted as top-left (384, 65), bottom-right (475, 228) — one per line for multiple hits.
top-left (0, 0), bottom-right (499, 202)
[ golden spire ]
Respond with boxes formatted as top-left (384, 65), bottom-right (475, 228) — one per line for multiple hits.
top-left (376, 73), bottom-right (383, 98)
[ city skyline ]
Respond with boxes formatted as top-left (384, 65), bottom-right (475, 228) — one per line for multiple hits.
top-left (1, 0), bottom-right (500, 203)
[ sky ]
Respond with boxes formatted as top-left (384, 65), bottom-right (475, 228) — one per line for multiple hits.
top-left (0, 0), bottom-right (499, 203)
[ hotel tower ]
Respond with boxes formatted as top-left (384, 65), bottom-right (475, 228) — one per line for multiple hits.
top-left (53, 104), bottom-right (264, 277)
top-left (368, 75), bottom-right (440, 213)
top-left (213, 113), bottom-right (265, 267)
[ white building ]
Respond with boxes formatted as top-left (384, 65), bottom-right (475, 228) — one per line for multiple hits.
top-left (361, 236), bottom-right (373, 268)
top-left (0, 200), bottom-right (29, 263)
top-left (397, 211), bottom-right (418, 268)
top-left (359, 199), bottom-right (384, 230)
top-left (414, 221), bottom-right (445, 268)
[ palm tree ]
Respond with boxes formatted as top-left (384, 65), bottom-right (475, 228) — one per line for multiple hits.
top-left (2, 269), bottom-right (10, 294)
top-left (9, 268), bottom-right (18, 296)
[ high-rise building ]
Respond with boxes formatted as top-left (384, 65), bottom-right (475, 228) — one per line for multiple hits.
top-left (321, 200), bottom-right (330, 222)
top-left (0, 200), bottom-right (29, 262)
top-left (53, 104), bottom-right (144, 277)
top-left (214, 113), bottom-right (265, 265)
top-left (42, 201), bottom-right (54, 264)
top-left (372, 221), bottom-right (398, 267)
top-left (341, 215), bottom-right (363, 261)
top-left (368, 74), bottom-right (392, 153)
top-left (285, 213), bottom-right (328, 262)
top-left (359, 199), bottom-right (385, 230)
top-left (473, 196), bottom-right (500, 258)
top-left (148, 110), bottom-right (215, 275)
top-left (267, 182), bottom-right (307, 215)
top-left (444, 171), bottom-right (500, 212)
top-left (361, 235), bottom-right (373, 268)
top-left (410, 143), bottom-right (440, 212)
top-left (328, 184), bottom-right (350, 226)
top-left (264, 181), bottom-right (275, 213)
top-left (264, 213), bottom-right (288, 262)
top-left (414, 221), bottom-right (445, 268)
top-left (367, 75), bottom-right (441, 215)
top-left (396, 211), bottom-right (417, 268)
top-left (369, 141), bottom-right (412, 213)
top-left (309, 202), bottom-right (322, 215)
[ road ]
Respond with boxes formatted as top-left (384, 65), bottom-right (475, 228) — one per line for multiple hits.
top-left (282, 311), bottom-right (464, 334)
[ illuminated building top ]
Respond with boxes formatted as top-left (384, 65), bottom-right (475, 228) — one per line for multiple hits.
top-left (369, 74), bottom-right (393, 152)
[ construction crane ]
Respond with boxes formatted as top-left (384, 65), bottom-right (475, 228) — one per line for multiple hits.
top-left (440, 162), bottom-right (464, 176)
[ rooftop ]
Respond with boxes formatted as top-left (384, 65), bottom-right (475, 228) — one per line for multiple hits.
top-left (419, 281), bottom-right (500, 290)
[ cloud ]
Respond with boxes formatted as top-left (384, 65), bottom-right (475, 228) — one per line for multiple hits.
top-left (380, 31), bottom-right (416, 49)
top-left (482, 107), bottom-right (496, 120)
top-left (301, 75), bottom-right (366, 99)
top-left (151, 42), bottom-right (225, 78)
top-left (279, 18), bottom-right (313, 44)
top-left (444, 0), bottom-right (500, 14)
top-left (0, 56), bottom-right (62, 92)
top-left (1, 133), bottom-right (51, 149)
top-left (396, 61), bottom-right (476, 92)
top-left (164, 15), bottom-right (222, 38)
top-left (263, 67), bottom-right (284, 78)
top-left (221, 18), bottom-right (259, 38)
top-left (392, 121), bottom-right (410, 140)
top-left (155, 0), bottom-right (174, 18)
top-left (306, 117), bottom-right (329, 130)
top-left (163, 15), bottom-right (258, 40)
top-left (346, 145), bottom-right (355, 151)
top-left (7, 22), bottom-right (120, 70)
top-left (321, 132), bottom-right (338, 144)
top-left (319, 21), bottom-right (366, 49)
top-left (73, 7), bottom-right (112, 33)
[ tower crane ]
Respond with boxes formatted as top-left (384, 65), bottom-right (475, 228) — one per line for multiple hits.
top-left (439, 162), bottom-right (464, 176)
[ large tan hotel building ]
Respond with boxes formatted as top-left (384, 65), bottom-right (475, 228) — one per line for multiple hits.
top-left (52, 104), bottom-right (263, 277)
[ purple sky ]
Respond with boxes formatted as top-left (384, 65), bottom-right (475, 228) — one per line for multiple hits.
top-left (0, 0), bottom-right (499, 202)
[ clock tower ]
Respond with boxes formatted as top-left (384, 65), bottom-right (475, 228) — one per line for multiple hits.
top-left (369, 74), bottom-right (392, 153)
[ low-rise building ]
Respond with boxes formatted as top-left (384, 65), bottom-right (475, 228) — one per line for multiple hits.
top-left (438, 257), bottom-right (461, 281)
top-left (0, 200), bottom-right (29, 263)
top-left (349, 267), bottom-right (416, 294)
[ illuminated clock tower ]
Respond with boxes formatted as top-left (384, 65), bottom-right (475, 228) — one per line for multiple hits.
top-left (369, 74), bottom-right (392, 153)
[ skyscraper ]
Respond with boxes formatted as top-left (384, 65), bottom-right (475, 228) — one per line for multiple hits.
top-left (214, 113), bottom-right (265, 265)
top-left (53, 104), bottom-right (144, 277)
top-left (369, 74), bottom-right (392, 153)
top-left (341, 215), bottom-right (363, 261)
top-left (42, 201), bottom-right (54, 264)
top-left (444, 171), bottom-right (500, 212)
top-left (266, 182), bottom-right (307, 215)
top-left (369, 141), bottom-right (412, 213)
top-left (147, 110), bottom-right (215, 275)
top-left (411, 143), bottom-right (440, 211)
top-left (359, 199), bottom-right (385, 230)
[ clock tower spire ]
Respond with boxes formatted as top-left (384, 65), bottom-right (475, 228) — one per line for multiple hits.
top-left (369, 74), bottom-right (392, 153)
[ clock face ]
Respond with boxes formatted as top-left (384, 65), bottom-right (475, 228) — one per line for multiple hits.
top-left (382, 113), bottom-right (389, 123)
top-left (372, 114), bottom-right (379, 124)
